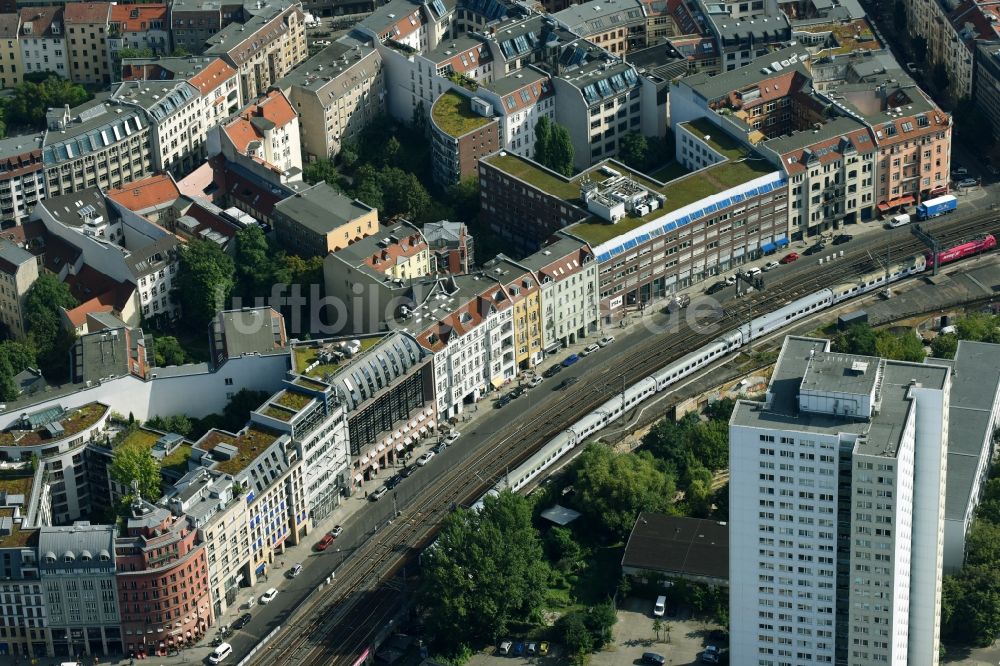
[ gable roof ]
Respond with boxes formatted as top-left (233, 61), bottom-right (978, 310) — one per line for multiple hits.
top-left (188, 58), bottom-right (237, 95)
top-left (106, 174), bottom-right (182, 213)
top-left (63, 2), bottom-right (111, 24)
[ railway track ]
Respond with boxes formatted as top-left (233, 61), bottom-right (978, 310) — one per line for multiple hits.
top-left (256, 210), bottom-right (1000, 666)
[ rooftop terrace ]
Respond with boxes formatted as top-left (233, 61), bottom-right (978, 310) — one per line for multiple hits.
top-left (293, 338), bottom-right (381, 378)
top-left (432, 91), bottom-right (493, 138)
top-left (0, 403), bottom-right (110, 447)
top-left (199, 427), bottom-right (282, 476)
top-left (797, 19), bottom-right (878, 56)
top-left (0, 469), bottom-right (33, 499)
top-left (681, 117), bottom-right (749, 161)
top-left (160, 443), bottom-right (194, 477)
top-left (484, 151), bottom-right (774, 246)
top-left (0, 507), bottom-right (36, 548)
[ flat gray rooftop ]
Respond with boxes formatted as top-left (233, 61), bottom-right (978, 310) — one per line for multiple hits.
top-left (932, 341), bottom-right (1000, 520)
top-left (732, 336), bottom-right (948, 459)
top-left (273, 183), bottom-right (373, 235)
top-left (801, 351), bottom-right (879, 396)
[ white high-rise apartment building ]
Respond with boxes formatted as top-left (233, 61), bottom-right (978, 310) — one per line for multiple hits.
top-left (729, 336), bottom-right (949, 666)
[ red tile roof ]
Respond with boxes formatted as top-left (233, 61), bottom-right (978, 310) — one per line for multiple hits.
top-left (106, 174), bottom-right (181, 213)
top-left (364, 235), bottom-right (427, 272)
top-left (224, 90), bottom-right (296, 154)
top-left (189, 58), bottom-right (237, 95)
top-left (63, 2), bottom-right (110, 24)
top-left (110, 3), bottom-right (167, 31)
top-left (778, 127), bottom-right (877, 175)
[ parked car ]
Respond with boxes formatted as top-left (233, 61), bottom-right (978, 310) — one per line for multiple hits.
top-left (384, 474), bottom-right (402, 490)
top-left (952, 166), bottom-right (969, 178)
top-left (498, 641), bottom-right (512, 655)
top-left (509, 385), bottom-right (525, 399)
top-left (957, 177), bottom-right (979, 188)
top-left (538, 642), bottom-right (549, 656)
top-left (399, 465), bottom-right (416, 478)
top-left (654, 595), bottom-right (666, 617)
top-left (526, 642), bottom-right (538, 656)
top-left (557, 376), bottom-right (579, 391)
top-left (287, 563), bottom-right (302, 578)
top-left (416, 451), bottom-right (435, 466)
top-left (542, 364), bottom-right (562, 379)
top-left (432, 442), bottom-right (447, 455)
top-left (832, 234), bottom-right (853, 245)
top-left (581, 343), bottom-right (600, 356)
top-left (762, 261), bottom-right (780, 272)
top-left (744, 266), bottom-right (762, 278)
top-left (725, 274), bottom-right (737, 285)
top-left (642, 652), bottom-right (666, 665)
top-left (233, 613), bottom-right (252, 630)
top-left (780, 252), bottom-right (800, 264)
top-left (260, 588), bottom-right (278, 604)
top-left (512, 641), bottom-right (525, 656)
top-left (804, 242), bottom-right (826, 256)
top-left (561, 354), bottom-right (580, 367)
top-left (444, 430), bottom-right (461, 444)
top-left (598, 335), bottom-right (616, 347)
top-left (494, 394), bottom-right (513, 409)
top-left (527, 376), bottom-right (543, 388)
top-left (706, 281), bottom-right (728, 295)
top-left (701, 645), bottom-right (721, 664)
top-left (314, 533), bottom-right (335, 551)
top-left (369, 485), bottom-right (388, 501)
top-left (330, 525), bottom-right (343, 538)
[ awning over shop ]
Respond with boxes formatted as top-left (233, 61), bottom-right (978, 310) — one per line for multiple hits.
top-left (396, 443), bottom-right (405, 452)
top-left (377, 443), bottom-right (386, 452)
top-left (490, 377), bottom-right (504, 389)
top-left (403, 436), bottom-right (413, 445)
top-left (775, 236), bottom-right (789, 249)
top-left (877, 195), bottom-right (915, 212)
top-left (354, 474), bottom-right (363, 483)
top-left (427, 420), bottom-right (436, 428)
top-left (418, 426), bottom-right (428, 435)
top-left (760, 241), bottom-right (776, 254)
top-left (360, 456), bottom-right (369, 465)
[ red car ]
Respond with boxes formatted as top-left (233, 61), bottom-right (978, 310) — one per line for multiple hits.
top-left (780, 252), bottom-right (800, 264)
top-left (314, 533), bottom-right (335, 551)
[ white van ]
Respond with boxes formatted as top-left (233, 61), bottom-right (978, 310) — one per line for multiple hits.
top-left (499, 641), bottom-right (513, 655)
top-left (653, 595), bottom-right (666, 617)
top-left (209, 642), bottom-right (233, 664)
top-left (889, 213), bottom-right (910, 228)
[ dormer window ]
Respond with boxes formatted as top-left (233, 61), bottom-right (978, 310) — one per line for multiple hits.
top-left (80, 550), bottom-right (92, 561)
top-left (63, 551), bottom-right (75, 563)
top-left (44, 551), bottom-right (56, 564)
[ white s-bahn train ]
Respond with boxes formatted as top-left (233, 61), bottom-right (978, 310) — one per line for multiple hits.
top-left (473, 253), bottom-right (929, 509)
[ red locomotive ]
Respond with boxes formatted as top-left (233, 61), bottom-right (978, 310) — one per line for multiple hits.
top-left (926, 234), bottom-right (996, 266)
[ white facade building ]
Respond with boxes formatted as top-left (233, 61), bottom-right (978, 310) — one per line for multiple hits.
top-left (729, 336), bottom-right (949, 666)
top-left (112, 80), bottom-right (205, 176)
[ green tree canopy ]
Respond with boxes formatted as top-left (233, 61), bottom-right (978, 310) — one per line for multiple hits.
top-left (570, 444), bottom-right (674, 538)
top-left (557, 611), bottom-right (593, 664)
top-left (111, 437), bottom-right (162, 507)
top-left (618, 132), bottom-right (649, 170)
top-left (152, 336), bottom-right (187, 367)
top-left (534, 116), bottom-right (552, 166)
top-left (302, 159), bottom-right (339, 186)
top-left (418, 491), bottom-right (549, 656)
top-left (4, 75), bottom-right (92, 130)
top-left (172, 239), bottom-right (235, 329)
top-left (23, 272), bottom-right (78, 380)
top-left (234, 226), bottom-right (271, 299)
top-left (931, 332), bottom-right (958, 359)
top-left (833, 323), bottom-right (878, 356)
top-left (548, 123), bottom-right (575, 177)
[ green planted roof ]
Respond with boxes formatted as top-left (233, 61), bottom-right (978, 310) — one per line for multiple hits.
top-left (432, 91), bottom-right (493, 138)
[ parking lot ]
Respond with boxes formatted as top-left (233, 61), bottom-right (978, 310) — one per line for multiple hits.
top-left (466, 597), bottom-right (725, 666)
